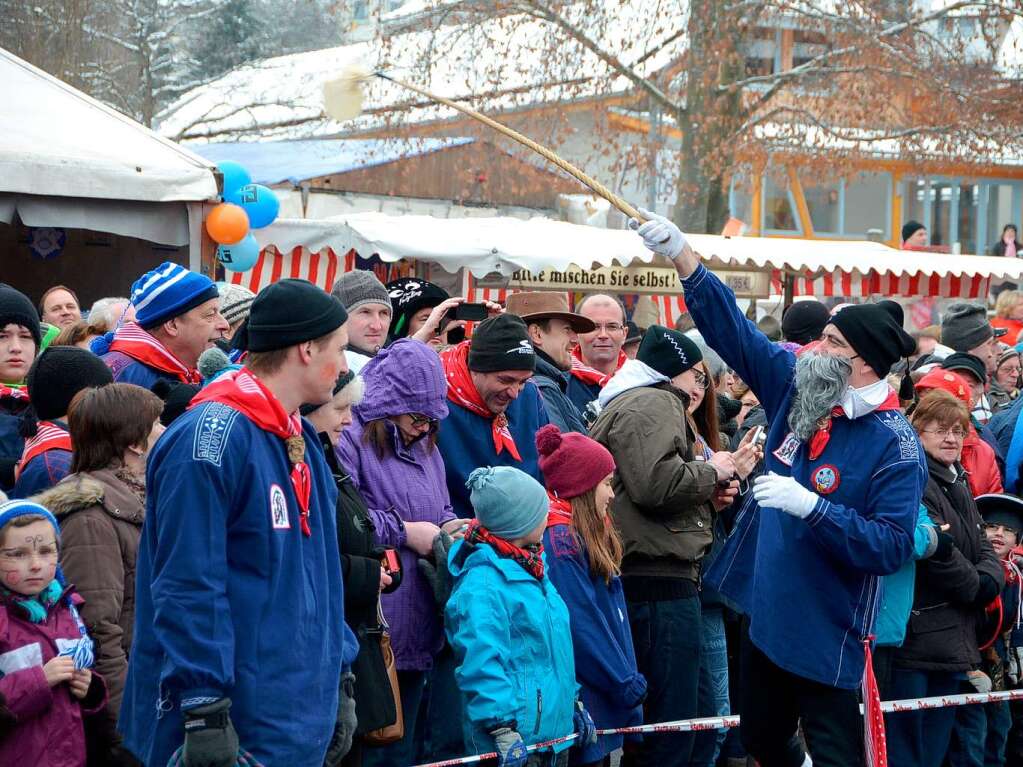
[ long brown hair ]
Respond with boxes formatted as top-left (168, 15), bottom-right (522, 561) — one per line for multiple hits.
top-left (569, 483), bottom-right (623, 584)
top-left (689, 361), bottom-right (721, 452)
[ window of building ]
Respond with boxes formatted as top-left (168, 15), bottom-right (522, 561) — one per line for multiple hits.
top-left (801, 171), bottom-right (890, 238)
top-left (843, 173), bottom-right (890, 238)
top-left (763, 173), bottom-right (800, 233)
top-left (803, 178), bottom-right (841, 234)
top-left (728, 172), bottom-right (755, 227)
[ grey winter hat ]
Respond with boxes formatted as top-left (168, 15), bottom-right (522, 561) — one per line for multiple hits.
top-left (331, 270), bottom-right (392, 315)
top-left (941, 303), bottom-right (1004, 352)
top-left (218, 283), bottom-right (255, 326)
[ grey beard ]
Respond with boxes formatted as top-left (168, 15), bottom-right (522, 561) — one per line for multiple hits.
top-left (788, 352), bottom-right (853, 441)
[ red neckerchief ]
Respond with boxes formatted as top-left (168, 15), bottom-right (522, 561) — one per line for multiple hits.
top-left (190, 368), bottom-right (313, 536)
top-left (15, 421), bottom-right (71, 481)
top-left (569, 346), bottom-right (626, 387)
top-left (465, 519), bottom-right (544, 579)
top-left (0, 384), bottom-right (28, 402)
top-left (808, 389), bottom-right (901, 461)
top-left (546, 493), bottom-right (573, 528)
top-left (108, 322), bottom-right (200, 384)
top-left (439, 342), bottom-right (521, 461)
top-left (862, 636), bottom-right (888, 767)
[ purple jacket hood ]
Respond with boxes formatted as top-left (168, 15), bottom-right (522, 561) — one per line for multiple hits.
top-left (357, 338), bottom-right (449, 421)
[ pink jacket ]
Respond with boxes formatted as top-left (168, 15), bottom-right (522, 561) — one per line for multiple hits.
top-left (0, 588), bottom-right (106, 767)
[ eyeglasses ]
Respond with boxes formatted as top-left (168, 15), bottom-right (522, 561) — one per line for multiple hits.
top-left (693, 371), bottom-right (709, 389)
top-left (590, 322), bottom-right (625, 334)
top-left (409, 414), bottom-right (439, 428)
top-left (921, 427), bottom-right (967, 441)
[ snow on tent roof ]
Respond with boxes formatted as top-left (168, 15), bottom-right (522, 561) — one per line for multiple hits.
top-left (189, 137), bottom-right (474, 186)
top-left (0, 46), bottom-right (217, 202)
top-left (156, 1), bottom-right (688, 143)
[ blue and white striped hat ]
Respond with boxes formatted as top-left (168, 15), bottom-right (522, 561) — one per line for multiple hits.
top-left (131, 262), bottom-right (219, 330)
top-left (0, 499), bottom-right (61, 542)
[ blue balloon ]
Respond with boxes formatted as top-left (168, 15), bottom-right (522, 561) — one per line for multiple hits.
top-left (216, 233), bottom-right (260, 272)
top-left (225, 183), bottom-right (280, 229)
top-left (217, 161), bottom-right (252, 198)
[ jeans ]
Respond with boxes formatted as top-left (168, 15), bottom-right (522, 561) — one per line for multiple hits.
top-left (690, 607), bottom-right (730, 767)
top-left (740, 638), bottom-right (864, 767)
top-left (362, 669), bottom-right (428, 767)
top-left (949, 689), bottom-right (1013, 767)
top-left (884, 667), bottom-right (960, 767)
top-left (626, 594), bottom-right (702, 767)
top-left (416, 645), bottom-right (465, 762)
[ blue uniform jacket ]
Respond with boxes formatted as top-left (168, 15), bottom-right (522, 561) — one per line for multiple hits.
top-left (543, 523), bottom-right (644, 762)
top-left (875, 505), bottom-right (937, 647)
top-left (11, 447), bottom-right (71, 499)
top-left (101, 350), bottom-right (176, 389)
top-left (120, 401), bottom-right (350, 766)
top-left (446, 539), bottom-right (577, 755)
top-left (567, 376), bottom-right (602, 413)
top-left (0, 397), bottom-right (28, 492)
top-left (684, 264), bottom-right (926, 689)
top-left (533, 356), bottom-right (588, 435)
top-left (436, 382), bottom-right (549, 517)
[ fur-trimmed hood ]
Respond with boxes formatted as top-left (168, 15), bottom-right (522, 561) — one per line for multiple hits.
top-left (34, 469), bottom-right (144, 525)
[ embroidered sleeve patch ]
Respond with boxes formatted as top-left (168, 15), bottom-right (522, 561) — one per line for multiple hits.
top-left (773, 432), bottom-right (801, 467)
top-left (192, 402), bottom-right (240, 467)
top-left (878, 411), bottom-right (920, 461)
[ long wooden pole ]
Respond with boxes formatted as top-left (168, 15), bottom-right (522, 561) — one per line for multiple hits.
top-left (377, 72), bottom-right (647, 223)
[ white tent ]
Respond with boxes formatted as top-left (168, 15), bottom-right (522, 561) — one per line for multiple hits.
top-left (0, 47), bottom-right (218, 259)
top-left (237, 212), bottom-right (1023, 301)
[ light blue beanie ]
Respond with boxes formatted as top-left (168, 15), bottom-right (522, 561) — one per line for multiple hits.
top-left (467, 466), bottom-right (548, 540)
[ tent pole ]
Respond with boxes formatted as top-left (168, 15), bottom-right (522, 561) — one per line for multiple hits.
top-left (784, 272), bottom-right (795, 310)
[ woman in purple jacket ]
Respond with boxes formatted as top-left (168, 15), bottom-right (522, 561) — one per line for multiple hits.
top-left (336, 338), bottom-right (469, 766)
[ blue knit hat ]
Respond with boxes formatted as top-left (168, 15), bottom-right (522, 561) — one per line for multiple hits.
top-left (0, 499), bottom-right (61, 542)
top-left (467, 466), bottom-right (548, 539)
top-left (131, 262), bottom-right (219, 329)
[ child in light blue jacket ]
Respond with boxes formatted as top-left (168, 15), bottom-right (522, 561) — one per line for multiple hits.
top-left (872, 503), bottom-right (938, 697)
top-left (446, 466), bottom-right (597, 767)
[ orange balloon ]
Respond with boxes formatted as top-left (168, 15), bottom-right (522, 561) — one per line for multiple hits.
top-left (206, 203), bottom-right (250, 244)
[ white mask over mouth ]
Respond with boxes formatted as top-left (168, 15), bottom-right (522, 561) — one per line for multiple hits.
top-left (840, 378), bottom-right (891, 419)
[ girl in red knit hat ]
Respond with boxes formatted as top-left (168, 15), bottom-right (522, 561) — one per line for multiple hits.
top-left (536, 424), bottom-right (647, 766)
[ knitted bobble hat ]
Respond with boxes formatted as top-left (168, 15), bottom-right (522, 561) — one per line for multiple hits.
top-left (26, 346), bottom-right (113, 421)
top-left (467, 466), bottom-right (548, 540)
top-left (535, 424), bottom-right (615, 499)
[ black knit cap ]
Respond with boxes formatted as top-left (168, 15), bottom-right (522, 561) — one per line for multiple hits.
top-left (387, 278), bottom-right (449, 339)
top-left (299, 370), bottom-right (359, 416)
top-left (902, 220), bottom-right (925, 244)
top-left (782, 300), bottom-right (830, 346)
top-left (26, 346), bottom-right (113, 420)
top-left (829, 302), bottom-right (915, 378)
top-left (0, 283), bottom-right (41, 349)
top-left (151, 380), bottom-right (201, 426)
top-left (232, 279), bottom-right (348, 353)
top-left (637, 324), bottom-right (703, 379)
top-left (468, 315), bottom-right (536, 372)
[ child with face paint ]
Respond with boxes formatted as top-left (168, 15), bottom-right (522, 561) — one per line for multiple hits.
top-left (0, 500), bottom-right (112, 766)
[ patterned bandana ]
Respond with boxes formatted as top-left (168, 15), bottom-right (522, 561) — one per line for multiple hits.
top-left (108, 322), bottom-right (201, 384)
top-left (570, 346), bottom-right (626, 387)
top-left (465, 519), bottom-right (544, 580)
top-left (440, 341), bottom-right (521, 461)
top-left (191, 369), bottom-right (313, 536)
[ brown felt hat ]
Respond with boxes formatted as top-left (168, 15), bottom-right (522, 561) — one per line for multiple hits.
top-left (504, 292), bottom-right (596, 334)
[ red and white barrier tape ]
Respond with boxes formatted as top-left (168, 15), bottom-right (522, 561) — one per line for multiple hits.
top-left (413, 688), bottom-right (1023, 767)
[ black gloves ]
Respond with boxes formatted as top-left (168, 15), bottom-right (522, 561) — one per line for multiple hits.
top-left (417, 532), bottom-right (455, 609)
top-left (976, 572), bottom-right (1002, 607)
top-left (182, 698), bottom-right (239, 767)
top-left (932, 531), bottom-right (956, 561)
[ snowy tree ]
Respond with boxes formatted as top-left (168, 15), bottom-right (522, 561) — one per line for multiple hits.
top-left (190, 0), bottom-right (268, 80)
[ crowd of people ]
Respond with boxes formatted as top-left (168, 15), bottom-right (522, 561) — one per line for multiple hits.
top-left (4, 214), bottom-right (1023, 767)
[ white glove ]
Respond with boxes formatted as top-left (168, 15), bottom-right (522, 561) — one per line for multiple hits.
top-left (629, 207), bottom-right (688, 260)
top-left (752, 472), bottom-right (819, 520)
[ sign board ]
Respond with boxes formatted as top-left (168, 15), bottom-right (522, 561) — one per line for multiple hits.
top-left (497, 264), bottom-right (770, 298)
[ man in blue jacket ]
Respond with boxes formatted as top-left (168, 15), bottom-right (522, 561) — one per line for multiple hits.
top-left (633, 212), bottom-right (926, 767)
top-left (437, 314), bottom-right (550, 517)
top-left (97, 261), bottom-right (229, 388)
top-left (120, 279), bottom-right (354, 766)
